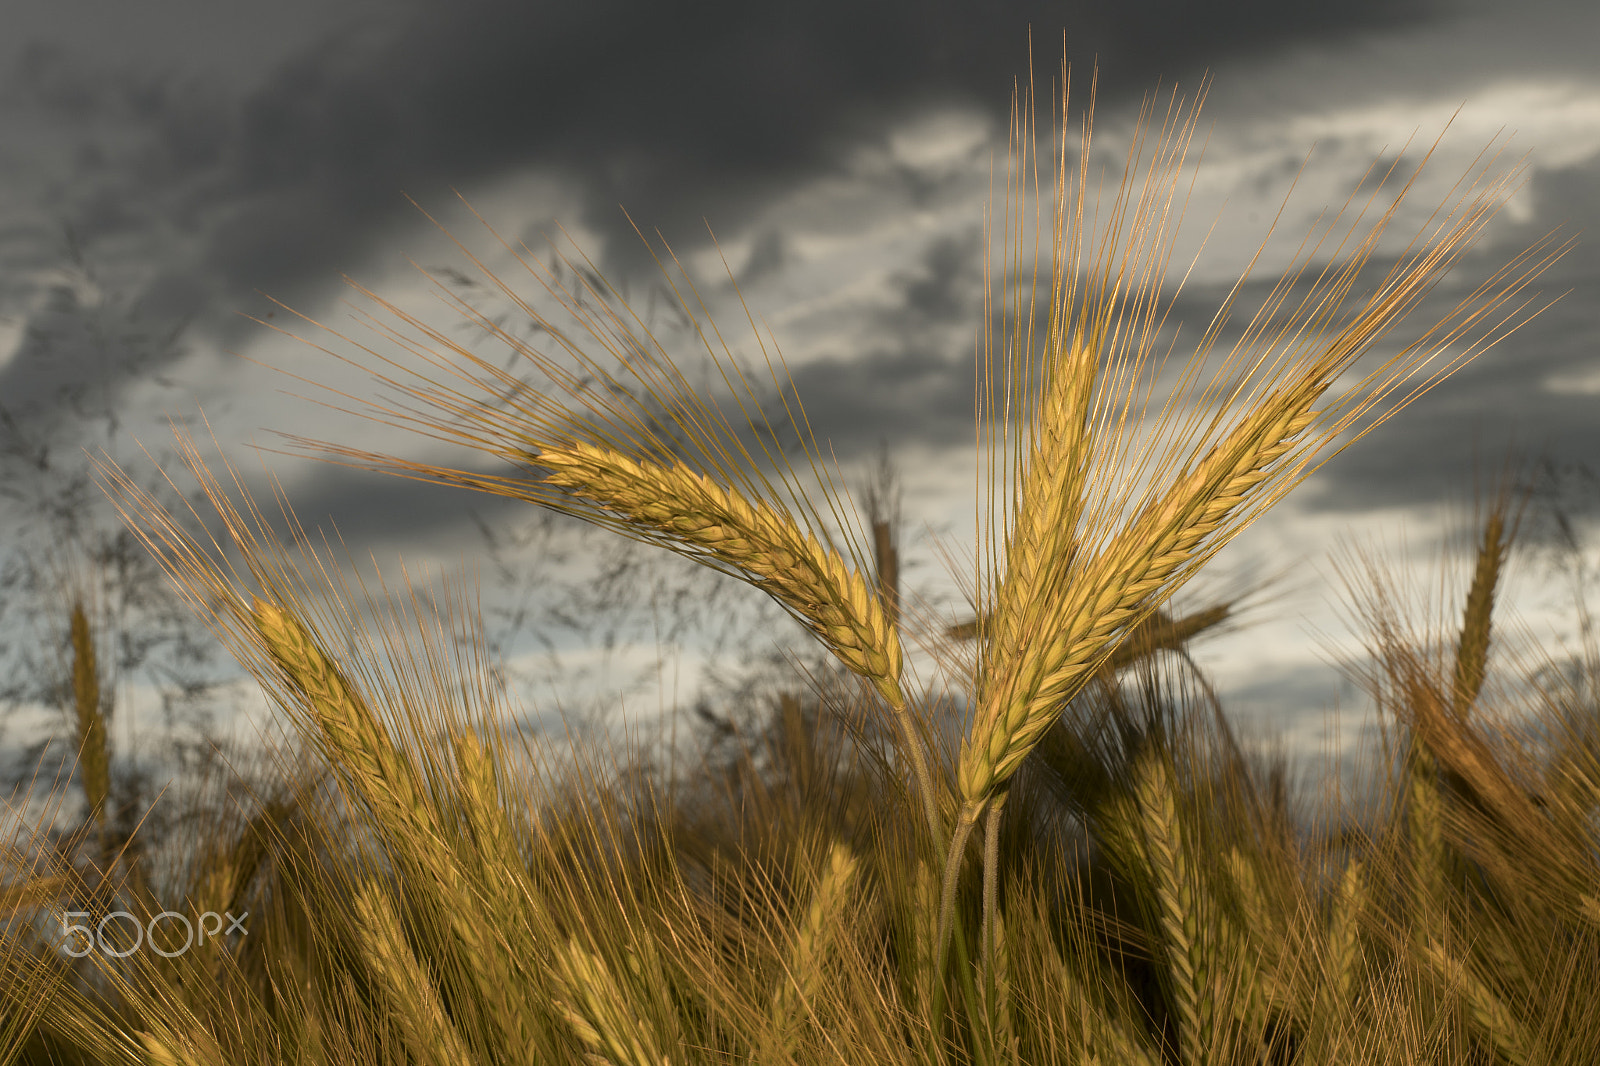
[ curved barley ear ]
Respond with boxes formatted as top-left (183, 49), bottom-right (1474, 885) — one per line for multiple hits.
top-left (549, 934), bottom-right (672, 1066)
top-left (1418, 937), bottom-right (1537, 1066)
top-left (251, 597), bottom-right (442, 844)
top-left (350, 878), bottom-right (474, 1066)
top-left (536, 442), bottom-right (905, 710)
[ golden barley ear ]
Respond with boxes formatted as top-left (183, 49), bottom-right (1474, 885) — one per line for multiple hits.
top-left (549, 933), bottom-right (673, 1066)
top-left (758, 839), bottom-right (861, 1064)
top-left (68, 601), bottom-right (111, 840)
top-left (350, 877), bottom-right (475, 1066)
top-left (1131, 749), bottom-right (1217, 1065)
top-left (1418, 937), bottom-right (1538, 1066)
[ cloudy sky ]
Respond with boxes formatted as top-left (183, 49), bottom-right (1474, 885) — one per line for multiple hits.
top-left (2, 0), bottom-right (1599, 828)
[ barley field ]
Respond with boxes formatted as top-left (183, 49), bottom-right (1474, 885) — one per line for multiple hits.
top-left (3, 51), bottom-right (1595, 1066)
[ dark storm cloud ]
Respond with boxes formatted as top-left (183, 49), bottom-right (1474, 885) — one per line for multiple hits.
top-left (0, 0), bottom-right (1439, 436)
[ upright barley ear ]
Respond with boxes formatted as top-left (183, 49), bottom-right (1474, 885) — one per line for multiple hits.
top-left (449, 726), bottom-right (532, 903)
top-left (1300, 857), bottom-right (1367, 1063)
top-left (1326, 858), bottom-right (1367, 1011)
top-left (1451, 503), bottom-right (1510, 720)
top-left (1221, 846), bottom-right (1294, 1034)
top-left (1132, 751), bottom-right (1215, 1066)
top-left (759, 839), bottom-right (861, 1065)
top-left (69, 602), bottom-right (112, 864)
top-left (977, 906), bottom-right (1019, 1065)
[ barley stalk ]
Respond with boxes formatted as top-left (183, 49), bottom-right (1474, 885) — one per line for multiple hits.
top-left (535, 441), bottom-right (945, 853)
top-left (935, 387), bottom-right (1326, 1007)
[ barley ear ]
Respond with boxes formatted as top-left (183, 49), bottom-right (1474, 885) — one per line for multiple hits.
top-left (1452, 504), bottom-right (1509, 720)
top-left (549, 934), bottom-right (670, 1066)
top-left (69, 602), bottom-right (112, 860)
top-left (1326, 858), bottom-right (1367, 1010)
top-left (250, 597), bottom-right (440, 842)
top-left (761, 840), bottom-right (861, 1064)
top-left (978, 905), bottom-right (1019, 1065)
top-left (905, 857), bottom-right (941, 1022)
top-left (1133, 751), bottom-right (1215, 1065)
top-left (1299, 856), bottom-right (1367, 1062)
top-left (1222, 846), bottom-right (1293, 1033)
top-left (351, 878), bottom-right (474, 1066)
top-left (1419, 937), bottom-right (1536, 1066)
top-left (536, 443), bottom-right (943, 851)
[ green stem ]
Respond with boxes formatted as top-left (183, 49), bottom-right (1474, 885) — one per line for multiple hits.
top-left (887, 689), bottom-right (947, 871)
top-left (983, 796), bottom-right (1004, 984)
top-left (928, 804), bottom-right (988, 1057)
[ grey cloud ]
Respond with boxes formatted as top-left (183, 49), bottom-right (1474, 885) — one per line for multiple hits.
top-left (0, 0), bottom-right (1440, 440)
